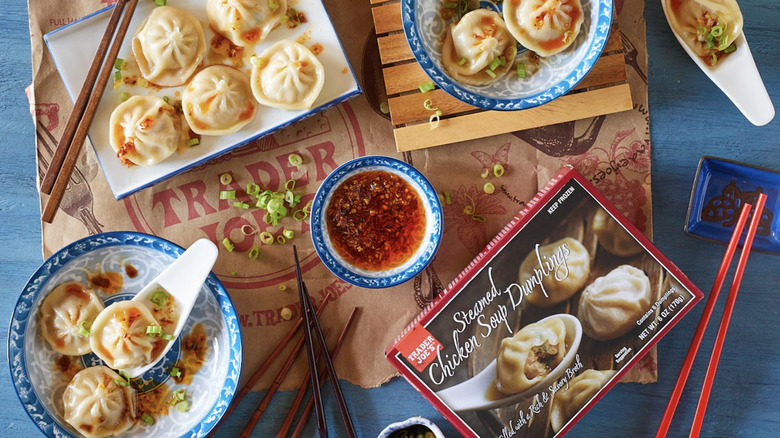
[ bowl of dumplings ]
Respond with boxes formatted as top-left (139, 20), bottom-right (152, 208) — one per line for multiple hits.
top-left (401, 0), bottom-right (614, 110)
top-left (8, 232), bottom-right (242, 438)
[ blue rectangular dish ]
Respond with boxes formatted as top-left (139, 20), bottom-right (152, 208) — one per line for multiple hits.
top-left (686, 156), bottom-right (779, 254)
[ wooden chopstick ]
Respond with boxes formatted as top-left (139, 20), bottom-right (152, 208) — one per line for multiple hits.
top-left (655, 202), bottom-right (754, 437)
top-left (40, 0), bottom-right (128, 194)
top-left (238, 329), bottom-right (333, 438)
top-left (277, 307), bottom-right (359, 438)
top-left (300, 281), bottom-right (357, 437)
top-left (42, 0), bottom-right (140, 223)
top-left (206, 294), bottom-right (332, 438)
top-left (689, 193), bottom-right (767, 437)
top-left (294, 246), bottom-right (327, 437)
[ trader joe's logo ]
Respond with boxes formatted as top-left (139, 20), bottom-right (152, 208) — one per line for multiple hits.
top-left (397, 324), bottom-right (444, 373)
top-left (123, 103), bottom-right (366, 288)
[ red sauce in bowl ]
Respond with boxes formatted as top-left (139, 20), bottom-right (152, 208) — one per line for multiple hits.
top-left (326, 170), bottom-right (426, 271)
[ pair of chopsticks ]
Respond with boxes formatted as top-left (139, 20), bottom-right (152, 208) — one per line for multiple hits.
top-left (293, 245), bottom-right (357, 437)
top-left (656, 193), bottom-right (767, 437)
top-left (41, 0), bottom-right (140, 223)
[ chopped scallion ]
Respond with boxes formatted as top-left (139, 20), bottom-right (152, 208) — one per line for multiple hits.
top-left (281, 308), bottom-right (293, 320)
top-left (499, 55), bottom-right (506, 66)
top-left (481, 168), bottom-right (489, 179)
top-left (150, 290), bottom-right (168, 307)
top-left (517, 63), bottom-right (526, 79)
top-left (171, 389), bottom-right (186, 403)
top-left (114, 58), bottom-right (125, 70)
top-left (142, 413), bottom-right (155, 426)
top-left (154, 0), bottom-right (166, 5)
top-left (248, 246), bottom-right (260, 261)
top-left (222, 238), bottom-right (235, 252)
top-left (269, 0), bottom-right (280, 11)
top-left (285, 179), bottom-right (296, 191)
top-left (463, 205), bottom-right (474, 215)
top-left (279, 284), bottom-right (287, 291)
top-left (114, 379), bottom-right (130, 387)
top-left (176, 401), bottom-right (190, 413)
top-left (488, 57), bottom-right (501, 71)
top-left (292, 209), bottom-right (308, 221)
top-left (161, 334), bottom-right (175, 341)
top-left (170, 367), bottom-right (181, 378)
top-left (219, 190), bottom-right (236, 200)
top-left (78, 320), bottom-right (91, 337)
top-left (697, 25), bottom-right (707, 35)
top-left (419, 81), bottom-right (435, 93)
top-left (288, 153), bottom-right (303, 166)
top-left (163, 96), bottom-right (170, 103)
top-left (710, 25), bottom-right (723, 37)
top-left (233, 201), bottom-right (250, 209)
top-left (137, 78), bottom-right (148, 88)
top-left (277, 235), bottom-right (287, 244)
top-left (113, 71), bottom-right (122, 82)
top-left (250, 56), bottom-right (267, 68)
top-left (220, 173), bottom-right (232, 185)
top-left (260, 232), bottom-right (274, 245)
top-left (483, 182), bottom-right (495, 194)
top-left (723, 43), bottom-right (736, 53)
top-left (493, 163), bottom-right (505, 177)
top-left (472, 214), bottom-right (486, 222)
top-left (283, 229), bottom-right (294, 239)
top-left (444, 191), bottom-right (451, 205)
top-left (458, 57), bottom-right (467, 66)
top-left (485, 70), bottom-right (497, 79)
top-left (717, 35), bottom-right (730, 51)
top-left (445, 1), bottom-right (458, 8)
top-left (247, 183), bottom-right (260, 195)
top-left (435, 110), bottom-right (443, 117)
top-left (380, 102), bottom-right (390, 114)
top-left (119, 92), bottom-right (130, 102)
top-left (186, 138), bottom-right (199, 147)
top-left (423, 99), bottom-right (436, 110)
top-left (146, 325), bottom-right (162, 335)
top-left (429, 114), bottom-right (440, 130)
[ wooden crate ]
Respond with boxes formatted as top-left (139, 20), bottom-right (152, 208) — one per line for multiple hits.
top-left (370, 1), bottom-right (634, 152)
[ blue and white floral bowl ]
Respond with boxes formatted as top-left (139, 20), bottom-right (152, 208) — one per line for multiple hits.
top-left (8, 232), bottom-right (242, 438)
top-left (311, 156), bottom-right (443, 289)
top-left (402, 0), bottom-right (614, 110)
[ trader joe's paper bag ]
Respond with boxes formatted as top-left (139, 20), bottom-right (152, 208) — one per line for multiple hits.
top-left (27, 0), bottom-right (657, 389)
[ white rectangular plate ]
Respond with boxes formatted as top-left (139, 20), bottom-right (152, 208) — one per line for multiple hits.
top-left (45, 0), bottom-right (361, 199)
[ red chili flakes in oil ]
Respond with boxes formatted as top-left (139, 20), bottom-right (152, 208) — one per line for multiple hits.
top-left (326, 170), bottom-right (426, 271)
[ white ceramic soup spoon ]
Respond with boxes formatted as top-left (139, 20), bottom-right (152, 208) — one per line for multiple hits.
top-left (660, 0), bottom-right (774, 126)
top-left (435, 314), bottom-right (582, 412)
top-left (120, 239), bottom-right (218, 378)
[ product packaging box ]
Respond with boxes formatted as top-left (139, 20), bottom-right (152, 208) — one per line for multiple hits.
top-left (386, 167), bottom-right (703, 437)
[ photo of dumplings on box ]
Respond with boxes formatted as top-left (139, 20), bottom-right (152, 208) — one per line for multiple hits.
top-left (386, 167), bottom-right (702, 437)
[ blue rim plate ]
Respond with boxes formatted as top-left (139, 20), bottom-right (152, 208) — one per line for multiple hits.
top-left (310, 156), bottom-right (443, 289)
top-left (402, 0), bottom-right (614, 110)
top-left (7, 232), bottom-right (242, 438)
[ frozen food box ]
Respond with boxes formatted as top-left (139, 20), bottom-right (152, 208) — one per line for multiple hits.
top-left (386, 167), bottom-right (703, 437)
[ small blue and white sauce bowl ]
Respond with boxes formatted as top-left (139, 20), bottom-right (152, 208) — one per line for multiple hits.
top-left (401, 0), bottom-right (614, 110)
top-left (310, 156), bottom-right (443, 289)
top-left (377, 416), bottom-right (446, 438)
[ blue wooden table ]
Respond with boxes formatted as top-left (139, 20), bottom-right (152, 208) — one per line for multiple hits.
top-left (2, 1), bottom-right (779, 437)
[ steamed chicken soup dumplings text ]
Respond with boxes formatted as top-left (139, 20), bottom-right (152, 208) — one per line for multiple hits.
top-left (665, 0), bottom-right (742, 66)
top-left (109, 95), bottom-right (184, 167)
top-left (63, 366), bottom-right (138, 438)
top-left (496, 317), bottom-right (568, 394)
top-left (519, 237), bottom-right (591, 307)
top-left (207, 0), bottom-right (287, 47)
top-left (503, 0), bottom-right (584, 57)
top-left (39, 282), bottom-right (104, 356)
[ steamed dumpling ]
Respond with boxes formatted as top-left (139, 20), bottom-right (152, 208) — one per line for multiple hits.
top-left (207, 0), bottom-right (286, 47)
top-left (503, 0), bottom-right (585, 57)
top-left (109, 95), bottom-right (183, 167)
top-left (550, 369), bottom-right (615, 432)
top-left (132, 6), bottom-right (206, 86)
top-left (90, 301), bottom-right (165, 370)
top-left (183, 65), bottom-right (257, 135)
top-left (664, 0), bottom-right (742, 65)
top-left (592, 209), bottom-right (643, 257)
top-left (63, 366), bottom-right (137, 438)
top-left (251, 40), bottom-right (325, 110)
top-left (442, 9), bottom-right (517, 85)
top-left (578, 265), bottom-right (652, 340)
top-left (519, 237), bottom-right (591, 307)
top-left (496, 317), bottom-right (567, 394)
top-left (39, 282), bottom-right (104, 356)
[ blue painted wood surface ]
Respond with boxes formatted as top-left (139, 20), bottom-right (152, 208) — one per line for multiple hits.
top-left (2, 0), bottom-right (779, 437)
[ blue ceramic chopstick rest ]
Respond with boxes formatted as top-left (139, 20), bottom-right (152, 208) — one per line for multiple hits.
top-left (686, 156), bottom-right (778, 254)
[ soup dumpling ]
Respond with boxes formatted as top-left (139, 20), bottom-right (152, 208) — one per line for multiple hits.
top-left (503, 0), bottom-right (584, 57)
top-left (591, 209), bottom-right (643, 257)
top-left (665, 0), bottom-right (742, 65)
top-left (442, 9), bottom-right (517, 85)
top-left (519, 237), bottom-right (591, 308)
top-left (183, 65), bottom-right (257, 135)
top-left (63, 366), bottom-right (137, 438)
top-left (39, 282), bottom-right (104, 356)
top-left (90, 300), bottom-right (165, 370)
top-left (109, 95), bottom-right (183, 167)
top-left (251, 40), bottom-right (325, 111)
top-left (132, 6), bottom-right (206, 86)
top-left (578, 265), bottom-right (652, 341)
top-left (207, 0), bottom-right (286, 47)
top-left (496, 317), bottom-right (567, 394)
top-left (550, 369), bottom-right (615, 432)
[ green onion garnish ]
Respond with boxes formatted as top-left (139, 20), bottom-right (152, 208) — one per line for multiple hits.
top-left (435, 110), bottom-right (443, 117)
top-left (119, 92), bottom-right (130, 102)
top-left (285, 179), bottom-right (296, 191)
top-left (161, 333), bottom-right (175, 341)
top-left (481, 168), bottom-right (489, 179)
top-left (517, 63), bottom-right (526, 79)
top-left (444, 191), bottom-right (451, 205)
top-left (176, 401), bottom-right (190, 412)
top-left (292, 209), bottom-right (308, 221)
top-left (230, 271), bottom-right (237, 276)
top-left (423, 99), bottom-right (436, 110)
top-left (485, 70), bottom-right (497, 79)
top-left (78, 320), bottom-right (91, 337)
top-left (154, 0), bottom-right (166, 6)
top-left (269, 0), bottom-right (280, 10)
top-left (488, 57), bottom-right (501, 71)
top-left (276, 235), bottom-right (286, 245)
top-left (279, 284), bottom-right (287, 291)
top-left (146, 325), bottom-right (162, 335)
top-left (118, 371), bottom-right (131, 381)
top-left (260, 232), bottom-right (274, 245)
top-left (717, 35), bottom-right (730, 51)
top-left (288, 153), bottom-right (303, 167)
top-left (250, 56), bottom-right (268, 68)
top-left (710, 53), bottom-right (718, 64)
top-left (171, 389), bottom-right (186, 403)
top-left (697, 25), bottom-right (707, 35)
top-left (563, 30), bottom-right (574, 44)
top-left (724, 44), bottom-right (736, 53)
top-left (463, 205), bottom-right (474, 215)
top-left (459, 0), bottom-right (468, 13)
top-left (219, 190), bottom-right (236, 200)
top-left (113, 71), bottom-right (122, 82)
top-left (137, 78), bottom-right (148, 88)
top-left (419, 81), bottom-right (435, 93)
top-left (248, 246), bottom-right (260, 261)
top-left (142, 413), bottom-right (155, 425)
top-left (114, 379), bottom-right (130, 387)
top-left (483, 182), bottom-right (495, 194)
top-left (222, 238), bottom-right (235, 252)
top-left (114, 58), bottom-right (125, 70)
top-left (303, 201), bottom-right (312, 214)
top-left (233, 201), bottom-right (250, 209)
top-left (710, 26), bottom-right (724, 38)
top-left (163, 96), bottom-right (170, 103)
top-left (170, 367), bottom-right (181, 378)
top-left (283, 229), bottom-right (294, 239)
top-left (113, 81), bottom-right (121, 91)
top-left (507, 46), bottom-right (518, 59)
top-left (150, 290), bottom-right (168, 307)
top-left (186, 138), bottom-right (199, 147)
top-left (499, 56), bottom-right (506, 66)
top-left (458, 58), bottom-right (467, 66)
top-left (247, 183), bottom-right (260, 195)
top-left (493, 163), bottom-right (505, 177)
top-left (429, 113), bottom-right (440, 130)
top-left (380, 102), bottom-right (390, 114)
top-left (445, 1), bottom-right (458, 8)
top-left (472, 214), bottom-right (486, 222)
top-left (220, 173), bottom-right (232, 185)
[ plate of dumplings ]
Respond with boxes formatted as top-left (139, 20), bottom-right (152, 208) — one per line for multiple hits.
top-left (402, 0), bottom-right (613, 110)
top-left (44, 0), bottom-right (361, 199)
top-left (8, 232), bottom-right (242, 438)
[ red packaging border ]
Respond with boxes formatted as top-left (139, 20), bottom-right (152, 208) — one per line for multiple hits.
top-left (385, 167), bottom-right (704, 437)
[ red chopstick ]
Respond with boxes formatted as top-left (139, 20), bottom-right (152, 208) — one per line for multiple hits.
top-left (689, 193), bottom-right (767, 437)
top-left (655, 201), bottom-right (754, 437)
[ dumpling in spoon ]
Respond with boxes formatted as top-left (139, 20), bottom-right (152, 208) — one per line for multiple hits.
top-left (665, 0), bottom-right (742, 66)
top-left (442, 9), bottom-right (517, 85)
top-left (503, 0), bottom-right (584, 57)
top-left (90, 301), bottom-right (167, 370)
top-left (495, 317), bottom-right (567, 394)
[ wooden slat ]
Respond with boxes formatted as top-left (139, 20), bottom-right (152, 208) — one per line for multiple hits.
top-left (371, 0), bottom-right (394, 4)
top-left (393, 83), bottom-right (633, 151)
top-left (377, 33), bottom-right (413, 64)
top-left (389, 89), bottom-right (475, 125)
top-left (384, 53), bottom-right (626, 96)
top-left (372, 2), bottom-right (402, 35)
top-left (603, 25), bottom-right (623, 53)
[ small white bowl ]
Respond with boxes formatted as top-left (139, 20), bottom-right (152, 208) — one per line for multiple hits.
top-left (377, 417), bottom-right (446, 438)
